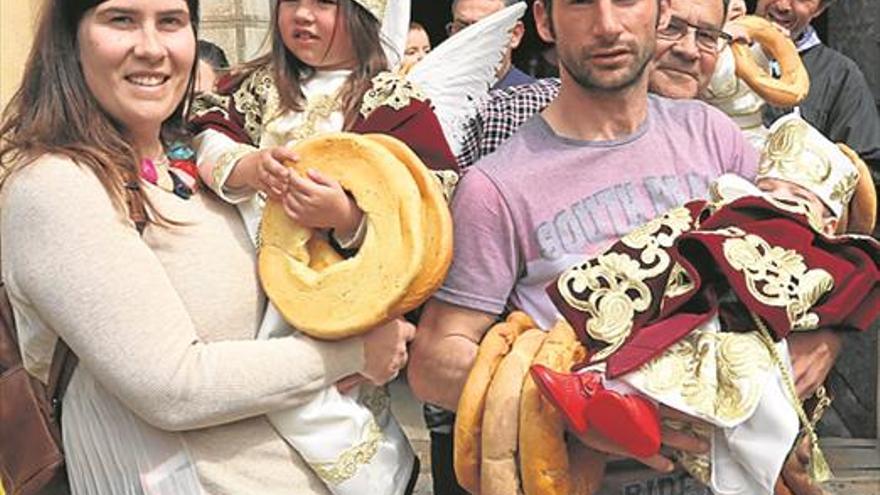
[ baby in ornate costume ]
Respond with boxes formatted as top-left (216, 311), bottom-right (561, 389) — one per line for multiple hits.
top-left (531, 114), bottom-right (879, 495)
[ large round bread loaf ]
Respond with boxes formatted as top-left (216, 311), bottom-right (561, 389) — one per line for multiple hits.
top-left (480, 329), bottom-right (546, 495)
top-left (519, 319), bottom-right (587, 495)
top-left (259, 132), bottom-right (452, 339)
top-left (454, 311), bottom-right (534, 494)
top-left (362, 133), bottom-right (454, 314)
top-left (730, 15), bottom-right (809, 107)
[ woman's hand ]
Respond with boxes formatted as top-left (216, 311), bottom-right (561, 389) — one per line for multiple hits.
top-left (232, 147), bottom-right (297, 199)
top-left (573, 405), bottom-right (710, 473)
top-left (360, 318), bottom-right (416, 386)
top-left (281, 168), bottom-right (364, 237)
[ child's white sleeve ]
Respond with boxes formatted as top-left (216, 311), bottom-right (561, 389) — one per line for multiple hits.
top-left (194, 129), bottom-right (259, 204)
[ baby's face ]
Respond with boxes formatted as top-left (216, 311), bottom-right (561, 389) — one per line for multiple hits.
top-left (757, 178), bottom-right (837, 234)
top-left (727, 0), bottom-right (747, 23)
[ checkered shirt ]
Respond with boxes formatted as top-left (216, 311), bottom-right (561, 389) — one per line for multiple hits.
top-left (456, 77), bottom-right (561, 170)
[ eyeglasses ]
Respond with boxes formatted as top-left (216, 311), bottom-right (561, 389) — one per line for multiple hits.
top-left (657, 16), bottom-right (732, 54)
top-left (445, 19), bottom-right (475, 36)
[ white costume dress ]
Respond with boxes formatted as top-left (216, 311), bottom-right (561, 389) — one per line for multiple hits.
top-left (194, 69), bottom-right (415, 495)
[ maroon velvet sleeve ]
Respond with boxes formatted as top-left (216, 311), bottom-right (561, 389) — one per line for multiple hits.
top-left (352, 99), bottom-right (459, 173)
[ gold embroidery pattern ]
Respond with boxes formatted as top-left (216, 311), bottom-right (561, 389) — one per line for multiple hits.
top-left (352, 0), bottom-right (387, 20)
top-left (557, 207), bottom-right (695, 361)
top-left (641, 330), bottom-right (772, 423)
top-left (232, 66), bottom-right (278, 145)
top-left (723, 234), bottom-right (834, 330)
top-left (359, 385), bottom-right (391, 418)
top-left (283, 92), bottom-right (343, 143)
top-left (665, 419), bottom-right (712, 484)
top-left (621, 207), bottom-right (693, 278)
top-left (310, 418), bottom-right (383, 485)
top-left (431, 170), bottom-right (460, 203)
top-left (662, 262), bottom-right (695, 310)
top-left (830, 171), bottom-right (859, 205)
top-left (190, 92), bottom-right (231, 121)
top-left (360, 72), bottom-right (426, 118)
top-left (558, 253), bottom-right (652, 362)
top-left (759, 118), bottom-right (831, 186)
top-left (214, 144), bottom-right (257, 190)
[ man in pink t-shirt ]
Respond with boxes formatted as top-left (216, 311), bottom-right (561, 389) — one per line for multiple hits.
top-left (408, 0), bottom-right (835, 493)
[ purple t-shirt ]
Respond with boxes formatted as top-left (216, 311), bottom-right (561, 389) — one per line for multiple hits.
top-left (435, 95), bottom-right (759, 329)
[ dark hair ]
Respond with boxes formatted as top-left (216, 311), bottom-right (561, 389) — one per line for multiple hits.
top-left (198, 39), bottom-right (230, 71)
top-left (0, 0), bottom-right (200, 223)
top-left (239, 0), bottom-right (388, 129)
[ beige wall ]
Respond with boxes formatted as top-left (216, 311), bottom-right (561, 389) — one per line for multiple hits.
top-left (200, 0), bottom-right (273, 67)
top-left (0, 0), bottom-right (40, 109)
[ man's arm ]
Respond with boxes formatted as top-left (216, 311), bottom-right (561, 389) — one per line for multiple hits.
top-left (408, 299), bottom-right (497, 410)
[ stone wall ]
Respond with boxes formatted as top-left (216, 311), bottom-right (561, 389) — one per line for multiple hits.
top-left (200, 0), bottom-right (274, 66)
top-left (0, 0), bottom-right (39, 108)
top-left (828, 0), bottom-right (880, 107)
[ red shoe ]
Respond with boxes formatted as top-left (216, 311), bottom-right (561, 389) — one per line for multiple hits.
top-left (586, 389), bottom-right (661, 458)
top-left (529, 365), bottom-right (600, 435)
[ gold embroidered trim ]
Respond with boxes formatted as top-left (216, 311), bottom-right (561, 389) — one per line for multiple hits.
top-left (310, 418), bottom-right (383, 485)
top-left (232, 66), bottom-right (279, 145)
top-left (190, 92), bottom-right (232, 121)
top-left (431, 170), bottom-right (460, 203)
top-left (662, 262), bottom-right (695, 309)
top-left (759, 118), bottom-right (831, 186)
top-left (214, 144), bottom-right (257, 191)
top-left (557, 207), bottom-right (694, 362)
top-left (282, 92), bottom-right (343, 143)
top-left (665, 419), bottom-right (713, 484)
top-left (722, 233), bottom-right (834, 330)
top-left (621, 206), bottom-right (693, 278)
top-left (360, 72), bottom-right (426, 118)
top-left (352, 0), bottom-right (387, 20)
top-left (641, 330), bottom-right (772, 423)
top-left (830, 171), bottom-right (858, 205)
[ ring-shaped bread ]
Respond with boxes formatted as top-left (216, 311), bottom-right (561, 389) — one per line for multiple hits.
top-left (519, 319), bottom-right (588, 495)
top-left (836, 143), bottom-right (877, 235)
top-left (362, 133), bottom-right (454, 315)
top-left (258, 133), bottom-right (424, 339)
top-left (454, 312), bottom-right (535, 494)
top-left (480, 329), bottom-right (546, 495)
top-left (730, 15), bottom-right (810, 108)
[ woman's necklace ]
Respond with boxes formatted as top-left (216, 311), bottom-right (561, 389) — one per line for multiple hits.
top-left (139, 143), bottom-right (199, 200)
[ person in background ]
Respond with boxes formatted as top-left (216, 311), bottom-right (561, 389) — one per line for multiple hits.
top-left (403, 22), bottom-right (431, 68)
top-left (447, 0), bottom-right (534, 89)
top-left (195, 39), bottom-right (229, 92)
top-left (756, 0), bottom-right (880, 203)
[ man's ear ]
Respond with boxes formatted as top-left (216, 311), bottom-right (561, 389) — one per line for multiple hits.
top-left (657, 0), bottom-right (672, 30)
top-left (534, 0), bottom-right (555, 43)
top-left (812, 2), bottom-right (831, 22)
top-left (509, 20), bottom-right (526, 49)
top-left (827, 216), bottom-right (842, 236)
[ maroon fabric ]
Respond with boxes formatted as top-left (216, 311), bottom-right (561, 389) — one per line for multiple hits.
top-left (190, 70), bottom-right (459, 174)
top-left (548, 196), bottom-right (880, 377)
top-left (353, 99), bottom-right (459, 174)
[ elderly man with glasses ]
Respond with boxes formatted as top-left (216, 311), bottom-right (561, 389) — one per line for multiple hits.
top-left (457, 0), bottom-right (733, 169)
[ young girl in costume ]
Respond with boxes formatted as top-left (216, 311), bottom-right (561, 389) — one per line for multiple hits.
top-left (190, 1), bottom-right (458, 494)
top-left (532, 114), bottom-right (879, 495)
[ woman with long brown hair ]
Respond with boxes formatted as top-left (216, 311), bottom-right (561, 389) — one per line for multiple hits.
top-left (0, 0), bottom-right (414, 493)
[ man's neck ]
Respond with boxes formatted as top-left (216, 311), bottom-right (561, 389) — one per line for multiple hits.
top-left (541, 72), bottom-right (650, 142)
